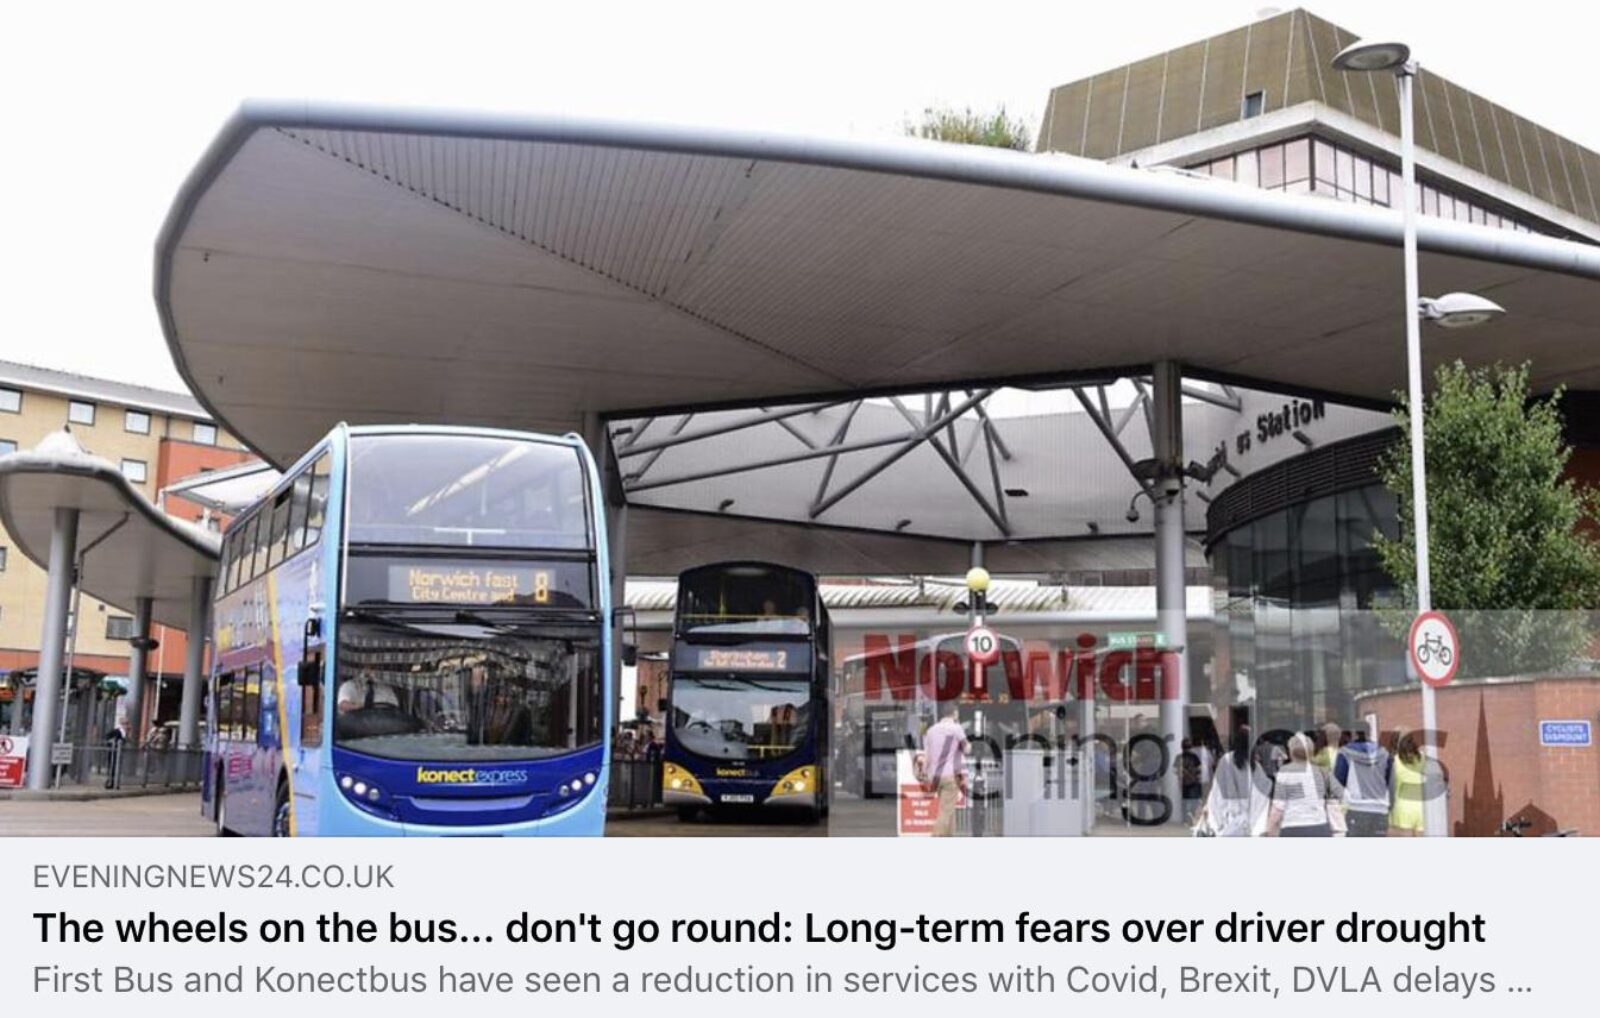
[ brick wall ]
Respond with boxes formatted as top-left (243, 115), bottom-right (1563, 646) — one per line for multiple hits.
top-left (1358, 678), bottom-right (1600, 836)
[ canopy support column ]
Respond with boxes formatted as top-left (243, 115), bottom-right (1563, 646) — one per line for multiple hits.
top-left (27, 507), bottom-right (79, 790)
top-left (177, 575), bottom-right (211, 750)
top-left (584, 416), bottom-right (629, 734)
top-left (1151, 361), bottom-right (1189, 825)
top-left (125, 596), bottom-right (154, 745)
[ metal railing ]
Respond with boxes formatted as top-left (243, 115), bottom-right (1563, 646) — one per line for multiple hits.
top-left (608, 756), bottom-right (662, 810)
top-left (53, 744), bottom-right (205, 791)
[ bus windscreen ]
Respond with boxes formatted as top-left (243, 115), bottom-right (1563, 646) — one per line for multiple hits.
top-left (334, 621), bottom-right (601, 762)
top-left (669, 676), bottom-right (810, 761)
top-left (677, 564), bottom-right (813, 636)
top-left (347, 435), bottom-right (591, 550)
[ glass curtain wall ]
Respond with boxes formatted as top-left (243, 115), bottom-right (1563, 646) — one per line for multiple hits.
top-left (1210, 483), bottom-right (1406, 733)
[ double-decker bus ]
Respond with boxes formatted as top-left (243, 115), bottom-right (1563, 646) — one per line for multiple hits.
top-left (204, 424), bottom-right (613, 836)
top-left (662, 562), bottom-right (830, 820)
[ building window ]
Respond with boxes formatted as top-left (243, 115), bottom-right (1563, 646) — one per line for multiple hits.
top-left (106, 616), bottom-right (135, 640)
top-left (68, 400), bottom-right (96, 426)
top-left (0, 387), bottom-right (19, 413)
top-left (121, 459), bottom-right (148, 484)
top-left (1241, 91), bottom-right (1266, 119)
top-left (0, 439), bottom-right (16, 456)
top-left (192, 421), bottom-right (217, 446)
top-left (125, 409), bottom-right (151, 434)
top-left (0, 546), bottom-right (7, 571)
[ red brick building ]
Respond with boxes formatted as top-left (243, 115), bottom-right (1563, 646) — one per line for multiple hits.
top-left (1358, 678), bottom-right (1600, 837)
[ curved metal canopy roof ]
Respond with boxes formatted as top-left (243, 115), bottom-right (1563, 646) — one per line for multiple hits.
top-left (0, 433), bottom-right (219, 630)
top-left (156, 101), bottom-right (1600, 572)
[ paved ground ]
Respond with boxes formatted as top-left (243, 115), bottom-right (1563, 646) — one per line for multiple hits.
top-left (1, 793), bottom-right (1183, 837)
top-left (0, 792), bottom-right (213, 836)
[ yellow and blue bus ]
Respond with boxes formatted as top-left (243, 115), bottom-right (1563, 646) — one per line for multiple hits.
top-left (662, 562), bottom-right (830, 821)
top-left (203, 424), bottom-right (613, 836)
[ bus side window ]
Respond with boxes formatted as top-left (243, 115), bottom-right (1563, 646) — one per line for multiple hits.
top-left (258, 666), bottom-right (277, 747)
top-left (214, 672), bottom-right (233, 739)
top-left (241, 666), bottom-right (261, 743)
top-left (300, 652), bottom-right (324, 749)
top-left (286, 471), bottom-right (310, 554)
top-left (238, 514), bottom-right (260, 586)
top-left (223, 528), bottom-right (241, 592)
top-left (217, 533), bottom-right (234, 595)
top-left (266, 491), bottom-right (291, 570)
top-left (304, 453), bottom-right (331, 548)
top-left (232, 521), bottom-right (250, 589)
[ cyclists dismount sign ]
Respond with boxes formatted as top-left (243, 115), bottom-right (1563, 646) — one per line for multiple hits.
top-left (1408, 610), bottom-right (1460, 688)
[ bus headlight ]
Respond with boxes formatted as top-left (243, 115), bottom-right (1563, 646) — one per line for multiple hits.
top-left (662, 762), bottom-right (703, 798)
top-left (774, 766), bottom-right (817, 797)
top-left (337, 773), bottom-right (384, 805)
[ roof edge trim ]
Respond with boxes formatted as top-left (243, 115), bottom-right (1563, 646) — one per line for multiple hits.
top-left (0, 453), bottom-right (220, 619)
top-left (155, 100), bottom-right (1600, 465)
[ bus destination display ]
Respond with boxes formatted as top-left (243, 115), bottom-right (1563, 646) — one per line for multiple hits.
top-left (679, 646), bottom-right (811, 673)
top-left (386, 560), bottom-right (588, 607)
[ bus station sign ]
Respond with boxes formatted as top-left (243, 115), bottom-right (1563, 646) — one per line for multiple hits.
top-left (1108, 631), bottom-right (1169, 650)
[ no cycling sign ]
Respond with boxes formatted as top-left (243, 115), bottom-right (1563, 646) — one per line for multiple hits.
top-left (1408, 610), bottom-right (1460, 688)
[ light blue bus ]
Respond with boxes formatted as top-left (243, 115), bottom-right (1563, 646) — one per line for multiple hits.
top-left (203, 424), bottom-right (613, 836)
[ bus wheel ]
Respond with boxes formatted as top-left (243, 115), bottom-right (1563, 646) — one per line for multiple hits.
top-left (214, 768), bottom-right (230, 837)
top-left (271, 780), bottom-right (291, 837)
top-left (676, 806), bottom-right (700, 822)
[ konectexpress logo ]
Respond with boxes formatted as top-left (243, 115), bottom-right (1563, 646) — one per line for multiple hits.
top-left (414, 766), bottom-right (530, 786)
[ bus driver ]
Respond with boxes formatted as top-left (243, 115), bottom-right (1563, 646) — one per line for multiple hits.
top-left (337, 671), bottom-right (401, 714)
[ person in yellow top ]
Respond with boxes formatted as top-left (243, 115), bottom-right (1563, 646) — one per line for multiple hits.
top-left (1312, 721), bottom-right (1343, 771)
top-left (1389, 731), bottom-right (1427, 836)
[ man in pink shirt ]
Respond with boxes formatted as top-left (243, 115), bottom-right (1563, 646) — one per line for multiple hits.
top-left (922, 704), bottom-right (969, 837)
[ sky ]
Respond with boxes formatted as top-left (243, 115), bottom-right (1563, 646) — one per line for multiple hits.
top-left (3, 0), bottom-right (1597, 396)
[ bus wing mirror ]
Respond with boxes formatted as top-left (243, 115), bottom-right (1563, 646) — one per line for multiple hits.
top-left (612, 606), bottom-right (639, 667)
top-left (304, 616), bottom-right (322, 641)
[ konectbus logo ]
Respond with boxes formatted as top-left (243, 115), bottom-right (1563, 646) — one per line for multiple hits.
top-left (414, 767), bottom-right (530, 786)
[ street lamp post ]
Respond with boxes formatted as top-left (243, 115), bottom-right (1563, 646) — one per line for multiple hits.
top-left (1333, 40), bottom-right (1505, 836)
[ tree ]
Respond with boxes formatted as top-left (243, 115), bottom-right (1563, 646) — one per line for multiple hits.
top-left (1376, 361), bottom-right (1600, 674)
top-left (905, 105), bottom-right (1032, 151)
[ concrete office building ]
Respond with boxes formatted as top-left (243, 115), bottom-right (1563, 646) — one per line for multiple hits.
top-left (0, 360), bottom-right (255, 740)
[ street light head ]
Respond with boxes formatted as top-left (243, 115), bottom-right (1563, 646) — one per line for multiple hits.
top-left (1332, 40), bottom-right (1411, 73)
top-left (1420, 292), bottom-right (1507, 330)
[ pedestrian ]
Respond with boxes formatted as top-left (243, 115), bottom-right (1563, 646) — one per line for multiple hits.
top-left (921, 703), bottom-right (969, 837)
top-left (1333, 723), bottom-right (1392, 837)
top-left (1179, 738), bottom-right (1203, 819)
top-left (1313, 721), bottom-right (1343, 771)
top-left (105, 720), bottom-right (127, 790)
top-left (1194, 728), bottom-right (1257, 837)
top-left (1265, 732), bottom-right (1346, 837)
top-left (1388, 730), bottom-right (1427, 836)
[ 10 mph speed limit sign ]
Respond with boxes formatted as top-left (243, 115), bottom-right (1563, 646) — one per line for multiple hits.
top-left (1408, 610), bottom-right (1460, 687)
top-left (965, 625), bottom-right (1001, 666)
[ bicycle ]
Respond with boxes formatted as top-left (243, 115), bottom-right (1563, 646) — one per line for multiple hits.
top-left (1499, 816), bottom-right (1578, 837)
top-left (1415, 633), bottom-right (1453, 667)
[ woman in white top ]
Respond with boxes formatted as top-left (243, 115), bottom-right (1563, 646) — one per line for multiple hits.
top-left (1196, 729), bottom-right (1261, 837)
top-left (1267, 732), bottom-right (1345, 837)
